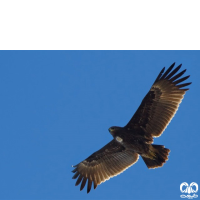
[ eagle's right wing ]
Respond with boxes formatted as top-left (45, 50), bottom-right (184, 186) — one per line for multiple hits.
top-left (72, 139), bottom-right (139, 193)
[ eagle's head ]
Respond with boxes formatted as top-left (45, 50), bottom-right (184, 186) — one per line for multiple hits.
top-left (108, 126), bottom-right (122, 136)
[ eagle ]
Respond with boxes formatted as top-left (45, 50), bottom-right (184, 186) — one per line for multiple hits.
top-left (72, 63), bottom-right (191, 193)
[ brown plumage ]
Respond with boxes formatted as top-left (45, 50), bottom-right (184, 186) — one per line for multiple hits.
top-left (72, 63), bottom-right (191, 193)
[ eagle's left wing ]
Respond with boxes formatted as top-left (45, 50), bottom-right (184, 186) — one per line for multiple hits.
top-left (125, 63), bottom-right (191, 139)
top-left (72, 139), bottom-right (139, 193)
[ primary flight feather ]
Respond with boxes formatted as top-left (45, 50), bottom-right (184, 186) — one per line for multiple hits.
top-left (72, 63), bottom-right (191, 193)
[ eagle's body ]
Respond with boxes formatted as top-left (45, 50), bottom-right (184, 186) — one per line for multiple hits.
top-left (109, 126), bottom-right (152, 154)
top-left (72, 63), bottom-right (191, 193)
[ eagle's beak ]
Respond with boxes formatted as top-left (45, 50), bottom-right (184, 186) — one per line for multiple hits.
top-left (108, 128), bottom-right (113, 133)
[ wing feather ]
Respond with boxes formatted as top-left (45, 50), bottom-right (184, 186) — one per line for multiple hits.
top-left (76, 175), bottom-right (83, 186)
top-left (80, 177), bottom-right (87, 191)
top-left (161, 63), bottom-right (175, 79)
top-left (72, 139), bottom-right (139, 193)
top-left (165, 64), bottom-right (182, 79)
top-left (72, 171), bottom-right (79, 179)
top-left (87, 176), bottom-right (92, 193)
top-left (173, 75), bottom-right (190, 85)
top-left (126, 63), bottom-right (191, 138)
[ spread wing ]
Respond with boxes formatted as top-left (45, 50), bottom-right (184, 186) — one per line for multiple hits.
top-left (72, 139), bottom-right (139, 193)
top-left (125, 63), bottom-right (191, 138)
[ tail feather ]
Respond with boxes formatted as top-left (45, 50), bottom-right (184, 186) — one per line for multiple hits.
top-left (141, 144), bottom-right (170, 169)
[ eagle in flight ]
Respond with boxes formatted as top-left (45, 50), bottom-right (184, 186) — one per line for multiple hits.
top-left (72, 63), bottom-right (191, 193)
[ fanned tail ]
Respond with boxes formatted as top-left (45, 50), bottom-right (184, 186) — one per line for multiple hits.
top-left (141, 144), bottom-right (170, 169)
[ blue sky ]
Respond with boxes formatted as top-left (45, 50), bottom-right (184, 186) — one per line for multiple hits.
top-left (0, 51), bottom-right (199, 200)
